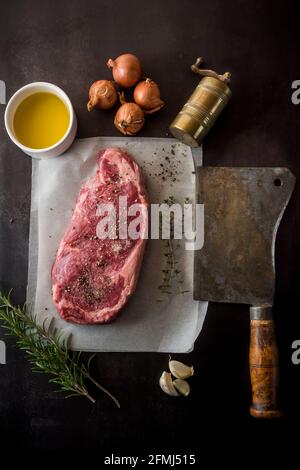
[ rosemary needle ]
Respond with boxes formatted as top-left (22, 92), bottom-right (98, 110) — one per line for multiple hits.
top-left (0, 292), bottom-right (120, 407)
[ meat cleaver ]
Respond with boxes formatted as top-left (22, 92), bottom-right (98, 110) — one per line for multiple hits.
top-left (193, 165), bottom-right (295, 418)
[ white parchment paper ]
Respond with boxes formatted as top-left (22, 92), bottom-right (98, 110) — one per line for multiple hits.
top-left (27, 137), bottom-right (207, 352)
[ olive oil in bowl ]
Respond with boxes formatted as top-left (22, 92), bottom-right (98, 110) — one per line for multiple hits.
top-left (13, 92), bottom-right (70, 149)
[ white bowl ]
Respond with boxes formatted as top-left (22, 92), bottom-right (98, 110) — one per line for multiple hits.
top-left (4, 82), bottom-right (77, 159)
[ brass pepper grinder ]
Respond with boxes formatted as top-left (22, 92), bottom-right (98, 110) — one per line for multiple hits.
top-left (169, 57), bottom-right (232, 147)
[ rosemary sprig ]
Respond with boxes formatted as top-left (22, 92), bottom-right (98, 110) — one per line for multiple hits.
top-left (0, 292), bottom-right (120, 407)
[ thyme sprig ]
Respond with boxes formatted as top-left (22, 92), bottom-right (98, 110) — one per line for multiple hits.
top-left (0, 292), bottom-right (120, 407)
top-left (158, 196), bottom-right (189, 297)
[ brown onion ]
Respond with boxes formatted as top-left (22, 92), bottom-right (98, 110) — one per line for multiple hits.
top-left (133, 78), bottom-right (165, 112)
top-left (114, 93), bottom-right (144, 135)
top-left (87, 80), bottom-right (117, 111)
top-left (107, 53), bottom-right (142, 88)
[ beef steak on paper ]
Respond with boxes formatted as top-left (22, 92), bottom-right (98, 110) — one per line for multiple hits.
top-left (52, 148), bottom-right (148, 324)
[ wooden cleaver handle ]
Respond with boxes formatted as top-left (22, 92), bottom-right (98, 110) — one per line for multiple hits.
top-left (249, 306), bottom-right (282, 418)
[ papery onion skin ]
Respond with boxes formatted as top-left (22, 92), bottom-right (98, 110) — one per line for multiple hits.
top-left (133, 78), bottom-right (165, 112)
top-left (114, 102), bottom-right (145, 136)
top-left (107, 54), bottom-right (142, 88)
top-left (87, 80), bottom-right (117, 111)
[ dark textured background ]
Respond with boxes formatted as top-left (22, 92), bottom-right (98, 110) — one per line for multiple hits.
top-left (0, 0), bottom-right (300, 455)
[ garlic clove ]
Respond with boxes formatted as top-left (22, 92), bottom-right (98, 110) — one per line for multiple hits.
top-left (173, 379), bottom-right (191, 397)
top-left (169, 360), bottom-right (194, 379)
top-left (159, 371), bottom-right (179, 397)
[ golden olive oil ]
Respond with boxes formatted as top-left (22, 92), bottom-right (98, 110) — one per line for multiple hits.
top-left (13, 92), bottom-right (70, 149)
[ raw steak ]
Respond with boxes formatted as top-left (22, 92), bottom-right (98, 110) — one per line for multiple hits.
top-left (52, 148), bottom-right (148, 324)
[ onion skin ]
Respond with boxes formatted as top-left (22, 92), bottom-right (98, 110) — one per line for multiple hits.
top-left (133, 78), bottom-right (165, 112)
top-left (87, 80), bottom-right (117, 111)
top-left (114, 102), bottom-right (145, 136)
top-left (107, 54), bottom-right (142, 88)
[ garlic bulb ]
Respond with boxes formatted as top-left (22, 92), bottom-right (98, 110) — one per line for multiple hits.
top-left (159, 372), bottom-right (179, 397)
top-left (169, 360), bottom-right (194, 379)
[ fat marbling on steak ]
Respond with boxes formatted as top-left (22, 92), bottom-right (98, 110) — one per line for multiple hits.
top-left (52, 148), bottom-right (148, 324)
